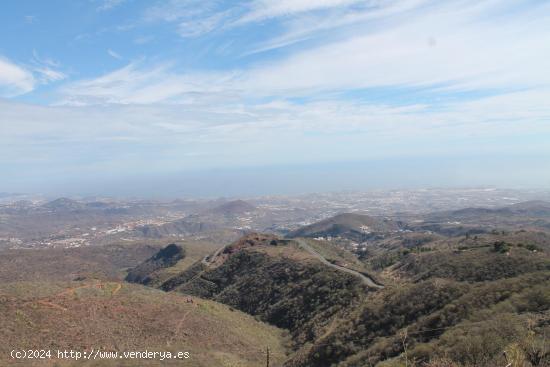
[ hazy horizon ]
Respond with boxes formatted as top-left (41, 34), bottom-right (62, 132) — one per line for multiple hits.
top-left (2, 154), bottom-right (550, 199)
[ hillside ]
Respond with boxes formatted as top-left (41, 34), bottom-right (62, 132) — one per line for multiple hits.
top-left (283, 230), bottom-right (550, 367)
top-left (128, 234), bottom-right (370, 352)
top-left (125, 243), bottom-right (186, 284)
top-left (288, 213), bottom-right (400, 241)
top-left (128, 232), bottom-right (550, 367)
top-left (209, 200), bottom-right (256, 216)
top-left (0, 243), bottom-right (160, 282)
top-left (0, 280), bottom-right (288, 366)
top-left (134, 220), bottom-right (220, 238)
top-left (509, 200), bottom-right (550, 215)
top-left (41, 198), bottom-right (86, 211)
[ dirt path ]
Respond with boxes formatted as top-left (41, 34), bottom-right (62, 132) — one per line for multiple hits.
top-left (37, 300), bottom-right (67, 312)
top-left (111, 283), bottom-right (122, 296)
top-left (168, 305), bottom-right (196, 346)
top-left (34, 281), bottom-right (123, 311)
top-left (294, 239), bottom-right (384, 289)
top-left (57, 282), bottom-right (101, 297)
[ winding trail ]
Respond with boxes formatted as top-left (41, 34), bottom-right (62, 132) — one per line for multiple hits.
top-left (201, 244), bottom-right (226, 266)
top-left (202, 238), bottom-right (384, 289)
top-left (294, 239), bottom-right (384, 289)
top-left (37, 300), bottom-right (67, 312)
top-left (168, 306), bottom-right (196, 346)
top-left (33, 281), bottom-right (123, 311)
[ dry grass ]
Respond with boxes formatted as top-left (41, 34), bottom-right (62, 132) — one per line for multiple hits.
top-left (0, 243), bottom-right (160, 282)
top-left (0, 280), bottom-right (288, 366)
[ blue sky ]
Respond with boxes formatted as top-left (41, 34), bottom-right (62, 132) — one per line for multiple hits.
top-left (1, 0), bottom-right (550, 196)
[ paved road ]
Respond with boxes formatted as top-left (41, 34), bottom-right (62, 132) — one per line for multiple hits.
top-left (294, 239), bottom-right (384, 289)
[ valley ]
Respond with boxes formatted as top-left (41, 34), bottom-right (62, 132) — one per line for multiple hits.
top-left (0, 189), bottom-right (549, 366)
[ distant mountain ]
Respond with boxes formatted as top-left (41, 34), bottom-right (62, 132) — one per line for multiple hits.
top-left (84, 201), bottom-right (112, 209)
top-left (508, 200), bottom-right (550, 216)
top-left (209, 199), bottom-right (256, 216)
top-left (288, 212), bottom-right (400, 240)
top-left (0, 192), bottom-right (23, 198)
top-left (135, 219), bottom-right (220, 238)
top-left (426, 200), bottom-right (550, 222)
top-left (41, 197), bottom-right (85, 211)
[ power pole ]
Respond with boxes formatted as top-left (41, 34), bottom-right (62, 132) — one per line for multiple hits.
top-left (266, 346), bottom-right (270, 367)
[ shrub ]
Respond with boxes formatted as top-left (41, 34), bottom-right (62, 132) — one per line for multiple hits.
top-left (493, 241), bottom-right (510, 253)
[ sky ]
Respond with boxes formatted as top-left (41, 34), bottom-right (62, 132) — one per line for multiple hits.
top-left (0, 0), bottom-right (549, 197)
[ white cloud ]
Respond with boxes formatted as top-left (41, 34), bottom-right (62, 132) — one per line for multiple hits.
top-left (134, 35), bottom-right (154, 44)
top-left (30, 51), bottom-right (67, 84)
top-left (177, 11), bottom-right (230, 38)
top-left (143, 0), bottom-right (368, 38)
top-left (0, 57), bottom-right (35, 97)
top-left (97, 0), bottom-right (126, 11)
top-left (239, 0), bottom-right (362, 23)
top-left (135, 0), bottom-right (550, 97)
top-left (244, 0), bottom-right (433, 54)
top-left (8, 0), bottom-right (550, 169)
top-left (34, 67), bottom-right (66, 83)
top-left (60, 0), bottom-right (550, 106)
top-left (144, 0), bottom-right (238, 38)
top-left (239, 0), bottom-right (550, 94)
top-left (24, 15), bottom-right (37, 24)
top-left (5, 88), bottom-right (550, 175)
top-left (57, 62), bottom-right (238, 105)
top-left (107, 49), bottom-right (123, 59)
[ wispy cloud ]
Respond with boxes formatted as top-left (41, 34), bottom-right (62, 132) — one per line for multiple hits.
top-left (144, 0), bottom-right (216, 22)
top-left (59, 0), bottom-right (550, 106)
top-left (57, 61), bottom-right (238, 105)
top-left (24, 15), bottom-right (37, 24)
top-left (238, 0), bottom-right (362, 23)
top-left (144, 0), bottom-right (238, 38)
top-left (34, 67), bottom-right (66, 83)
top-left (142, 0), bottom-right (430, 42)
top-left (240, 0), bottom-right (550, 94)
top-left (97, 0), bottom-right (126, 12)
top-left (107, 49), bottom-right (123, 59)
top-left (0, 56), bottom-right (35, 97)
top-left (177, 10), bottom-right (232, 38)
top-left (30, 51), bottom-right (67, 84)
top-left (243, 0), bottom-right (433, 55)
top-left (133, 35), bottom-right (154, 44)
